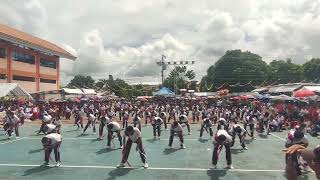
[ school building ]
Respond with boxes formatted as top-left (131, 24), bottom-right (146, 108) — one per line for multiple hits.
top-left (0, 23), bottom-right (76, 93)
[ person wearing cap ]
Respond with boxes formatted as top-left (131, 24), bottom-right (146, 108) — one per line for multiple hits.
top-left (106, 121), bottom-right (122, 149)
top-left (168, 121), bottom-right (185, 149)
top-left (117, 126), bottom-right (148, 168)
top-left (285, 145), bottom-right (320, 180)
top-left (41, 132), bottom-right (62, 167)
top-left (212, 129), bottom-right (233, 169)
top-left (179, 115), bottom-right (191, 135)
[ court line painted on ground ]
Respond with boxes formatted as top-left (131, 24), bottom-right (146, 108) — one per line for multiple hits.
top-left (269, 133), bottom-right (286, 141)
top-left (22, 137), bottom-right (283, 141)
top-left (0, 163), bottom-right (286, 172)
top-left (0, 137), bottom-right (27, 145)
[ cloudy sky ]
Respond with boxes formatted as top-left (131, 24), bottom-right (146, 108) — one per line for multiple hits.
top-left (1, 0), bottom-right (320, 85)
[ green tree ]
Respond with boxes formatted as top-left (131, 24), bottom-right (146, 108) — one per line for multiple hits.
top-left (303, 58), bottom-right (320, 82)
top-left (269, 59), bottom-right (304, 84)
top-left (203, 50), bottom-right (269, 91)
top-left (67, 75), bottom-right (95, 88)
top-left (163, 66), bottom-right (196, 92)
top-left (95, 78), bottom-right (145, 98)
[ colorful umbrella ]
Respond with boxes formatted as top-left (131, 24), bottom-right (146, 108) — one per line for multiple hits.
top-left (293, 88), bottom-right (316, 97)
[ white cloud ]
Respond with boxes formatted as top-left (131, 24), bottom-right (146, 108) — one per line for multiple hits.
top-left (1, 0), bottom-right (320, 85)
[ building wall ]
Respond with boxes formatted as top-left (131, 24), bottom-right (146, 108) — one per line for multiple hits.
top-left (39, 82), bottom-right (57, 92)
top-left (40, 66), bottom-right (57, 76)
top-left (0, 57), bottom-right (7, 69)
top-left (0, 42), bottom-right (60, 93)
top-left (12, 61), bottom-right (36, 73)
top-left (12, 80), bottom-right (37, 93)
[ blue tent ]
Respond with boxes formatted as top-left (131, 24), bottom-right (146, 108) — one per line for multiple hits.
top-left (153, 87), bottom-right (174, 96)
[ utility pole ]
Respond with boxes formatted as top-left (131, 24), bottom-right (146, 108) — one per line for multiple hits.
top-left (156, 54), bottom-right (167, 86)
top-left (156, 55), bottom-right (195, 95)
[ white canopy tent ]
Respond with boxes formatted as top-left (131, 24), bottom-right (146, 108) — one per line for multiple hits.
top-left (62, 88), bottom-right (84, 95)
top-left (0, 83), bottom-right (32, 99)
top-left (81, 88), bottom-right (97, 95)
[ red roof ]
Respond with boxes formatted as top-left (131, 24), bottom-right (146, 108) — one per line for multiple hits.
top-left (0, 23), bottom-right (76, 60)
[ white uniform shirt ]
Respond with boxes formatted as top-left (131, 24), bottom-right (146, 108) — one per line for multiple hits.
top-left (213, 130), bottom-right (232, 144)
top-left (179, 115), bottom-right (188, 123)
top-left (46, 133), bottom-right (62, 144)
top-left (170, 123), bottom-right (183, 132)
top-left (126, 127), bottom-right (141, 142)
top-left (109, 122), bottom-right (121, 132)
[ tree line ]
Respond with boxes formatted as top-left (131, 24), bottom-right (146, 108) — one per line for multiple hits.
top-left (66, 49), bottom-right (320, 96)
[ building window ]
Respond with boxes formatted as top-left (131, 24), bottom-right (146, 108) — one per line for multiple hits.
top-left (40, 78), bottom-right (56, 84)
top-left (12, 50), bottom-right (35, 64)
top-left (0, 74), bottom-right (6, 79)
top-left (40, 58), bottom-right (56, 69)
top-left (13, 75), bottom-right (35, 82)
top-left (0, 48), bottom-right (5, 58)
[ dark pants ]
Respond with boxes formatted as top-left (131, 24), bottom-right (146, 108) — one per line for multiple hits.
top-left (99, 123), bottom-right (106, 138)
top-left (44, 142), bottom-right (61, 163)
top-left (193, 115), bottom-right (200, 123)
top-left (168, 131), bottom-right (184, 146)
top-left (38, 122), bottom-right (47, 134)
top-left (133, 122), bottom-right (141, 131)
top-left (122, 119), bottom-right (128, 129)
top-left (5, 123), bottom-right (19, 137)
top-left (145, 116), bottom-right (150, 125)
top-left (231, 133), bottom-right (246, 148)
top-left (75, 117), bottom-right (83, 128)
top-left (152, 124), bottom-right (161, 137)
top-left (121, 138), bottom-right (146, 163)
top-left (212, 143), bottom-right (231, 165)
top-left (107, 131), bottom-right (122, 147)
top-left (200, 125), bottom-right (213, 137)
top-left (83, 120), bottom-right (96, 133)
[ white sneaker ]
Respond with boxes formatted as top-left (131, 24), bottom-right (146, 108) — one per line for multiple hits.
top-left (225, 165), bottom-right (234, 169)
top-left (117, 163), bottom-right (125, 168)
top-left (181, 144), bottom-right (186, 149)
top-left (16, 136), bottom-right (20, 139)
top-left (243, 147), bottom-right (248, 150)
top-left (56, 162), bottom-right (61, 167)
top-left (211, 165), bottom-right (217, 169)
top-left (120, 146), bottom-right (123, 149)
top-left (143, 162), bottom-right (149, 168)
top-left (188, 132), bottom-right (192, 135)
top-left (106, 145), bottom-right (111, 149)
